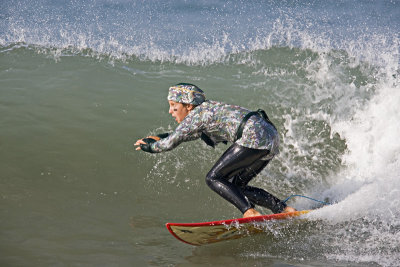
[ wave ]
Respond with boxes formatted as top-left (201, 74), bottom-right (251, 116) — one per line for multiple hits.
top-left (2, 10), bottom-right (398, 69)
top-left (2, 2), bottom-right (399, 262)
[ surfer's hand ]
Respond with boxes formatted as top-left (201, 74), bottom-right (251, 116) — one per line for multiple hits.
top-left (134, 136), bottom-right (160, 151)
top-left (134, 139), bottom-right (146, 150)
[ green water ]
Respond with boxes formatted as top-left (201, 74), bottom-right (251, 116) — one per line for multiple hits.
top-left (0, 45), bottom-right (389, 266)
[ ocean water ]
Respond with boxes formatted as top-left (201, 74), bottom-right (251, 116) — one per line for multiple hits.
top-left (1, 0), bottom-right (399, 266)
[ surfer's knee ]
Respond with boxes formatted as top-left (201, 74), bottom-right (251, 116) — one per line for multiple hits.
top-left (205, 170), bottom-right (230, 193)
top-left (205, 170), bottom-right (218, 188)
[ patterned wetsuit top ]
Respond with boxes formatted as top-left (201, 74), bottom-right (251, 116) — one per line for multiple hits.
top-left (150, 100), bottom-right (280, 157)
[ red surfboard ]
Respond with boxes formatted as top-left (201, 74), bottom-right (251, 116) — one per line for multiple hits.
top-left (166, 210), bottom-right (310, 246)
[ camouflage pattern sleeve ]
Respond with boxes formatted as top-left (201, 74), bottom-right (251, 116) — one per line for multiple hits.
top-left (146, 100), bottom-right (280, 154)
top-left (149, 111), bottom-right (203, 153)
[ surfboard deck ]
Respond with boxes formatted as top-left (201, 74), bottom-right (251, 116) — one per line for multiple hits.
top-left (166, 210), bottom-right (310, 246)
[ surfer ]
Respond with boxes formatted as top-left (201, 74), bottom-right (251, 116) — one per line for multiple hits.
top-left (134, 83), bottom-right (296, 218)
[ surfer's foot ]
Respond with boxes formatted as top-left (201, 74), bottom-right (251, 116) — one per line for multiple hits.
top-left (283, 206), bottom-right (297, 213)
top-left (243, 208), bottom-right (262, 218)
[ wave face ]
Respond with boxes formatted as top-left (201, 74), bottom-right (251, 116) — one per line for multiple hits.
top-left (1, 1), bottom-right (399, 266)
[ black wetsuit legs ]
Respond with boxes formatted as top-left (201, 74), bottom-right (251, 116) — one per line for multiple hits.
top-left (205, 144), bottom-right (286, 214)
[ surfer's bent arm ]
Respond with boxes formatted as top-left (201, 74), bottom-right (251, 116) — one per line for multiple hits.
top-left (149, 114), bottom-right (203, 153)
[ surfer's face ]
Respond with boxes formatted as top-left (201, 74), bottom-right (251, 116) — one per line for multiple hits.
top-left (168, 101), bottom-right (193, 123)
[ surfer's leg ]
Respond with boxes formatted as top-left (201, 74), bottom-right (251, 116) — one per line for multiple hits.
top-left (231, 160), bottom-right (287, 214)
top-left (242, 186), bottom-right (287, 213)
top-left (205, 144), bottom-right (269, 214)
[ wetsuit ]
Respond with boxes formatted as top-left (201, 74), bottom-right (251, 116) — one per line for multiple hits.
top-left (143, 100), bottom-right (286, 214)
top-left (206, 144), bottom-right (286, 214)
